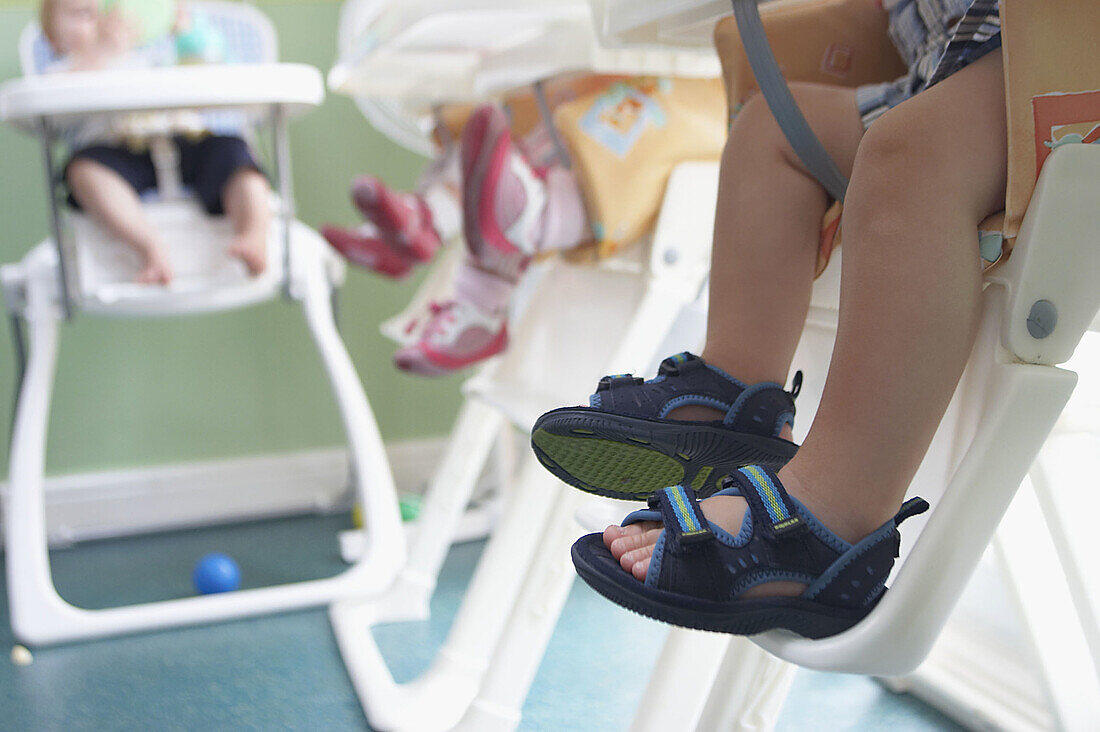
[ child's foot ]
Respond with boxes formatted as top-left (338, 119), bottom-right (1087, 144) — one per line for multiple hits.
top-left (531, 353), bottom-right (800, 500)
top-left (321, 225), bottom-right (416, 279)
top-left (606, 468), bottom-right (887, 583)
top-left (461, 105), bottom-right (547, 265)
top-left (136, 244), bottom-right (173, 285)
top-left (228, 232), bottom-right (267, 276)
top-left (393, 299), bottom-right (507, 376)
top-left (351, 176), bottom-right (441, 262)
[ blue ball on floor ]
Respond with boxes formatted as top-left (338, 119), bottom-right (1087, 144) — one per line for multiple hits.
top-left (193, 553), bottom-right (241, 594)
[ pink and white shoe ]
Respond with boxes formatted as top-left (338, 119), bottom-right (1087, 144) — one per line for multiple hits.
top-left (393, 299), bottom-right (508, 377)
top-left (321, 225), bottom-right (416, 279)
top-left (351, 176), bottom-right (441, 262)
top-left (461, 105), bottom-right (548, 271)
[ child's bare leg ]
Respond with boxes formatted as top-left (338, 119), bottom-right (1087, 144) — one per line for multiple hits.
top-left (224, 168), bottom-right (270, 275)
top-left (612, 83), bottom-right (864, 579)
top-left (667, 84), bottom-right (864, 434)
top-left (700, 83), bottom-right (864, 387)
top-left (613, 52), bottom-right (1007, 586)
top-left (66, 158), bottom-right (173, 284)
top-left (782, 50), bottom-right (1007, 539)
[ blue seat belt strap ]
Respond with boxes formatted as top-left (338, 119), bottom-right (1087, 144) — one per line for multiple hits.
top-left (730, 0), bottom-right (851, 202)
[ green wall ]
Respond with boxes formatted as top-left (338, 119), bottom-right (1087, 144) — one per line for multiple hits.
top-left (0, 1), bottom-right (465, 476)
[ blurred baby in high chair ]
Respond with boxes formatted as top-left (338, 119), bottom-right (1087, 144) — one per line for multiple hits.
top-left (324, 75), bottom-right (726, 376)
top-left (41, 0), bottom-right (270, 284)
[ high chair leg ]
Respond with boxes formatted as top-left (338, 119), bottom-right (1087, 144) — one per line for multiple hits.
top-left (993, 477), bottom-right (1100, 730)
top-left (4, 233), bottom-right (408, 646)
top-left (5, 274), bottom-right (67, 644)
top-left (629, 630), bottom-right (733, 732)
top-left (296, 244), bottom-right (406, 591)
top-left (691, 636), bottom-right (795, 731)
top-left (331, 452), bottom-right (561, 731)
top-left (454, 482), bottom-right (586, 732)
top-left (625, 629), bottom-right (794, 732)
top-left (327, 397), bottom-right (506, 698)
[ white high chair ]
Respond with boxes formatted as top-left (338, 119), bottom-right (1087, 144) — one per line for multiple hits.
top-left (329, 161), bottom-right (718, 732)
top-left (0, 2), bottom-right (406, 645)
top-left (602, 1), bottom-right (1100, 729)
top-left (325, 2), bottom-right (729, 728)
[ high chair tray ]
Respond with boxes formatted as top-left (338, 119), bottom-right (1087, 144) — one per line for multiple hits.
top-left (599, 0), bottom-right (751, 49)
top-left (329, 0), bottom-right (717, 102)
top-left (0, 63), bottom-right (323, 131)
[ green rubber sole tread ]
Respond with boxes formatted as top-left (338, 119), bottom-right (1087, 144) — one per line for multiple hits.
top-left (532, 429), bottom-right (684, 497)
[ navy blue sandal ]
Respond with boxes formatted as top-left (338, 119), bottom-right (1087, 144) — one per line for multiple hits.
top-left (571, 465), bottom-right (928, 639)
top-left (531, 352), bottom-right (800, 500)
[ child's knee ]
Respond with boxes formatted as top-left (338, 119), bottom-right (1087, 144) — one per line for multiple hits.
top-left (228, 166), bottom-right (268, 190)
top-left (65, 156), bottom-right (103, 187)
top-left (725, 91), bottom-right (787, 161)
top-left (854, 108), bottom-right (951, 188)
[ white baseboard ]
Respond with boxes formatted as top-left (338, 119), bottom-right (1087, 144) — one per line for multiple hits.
top-left (0, 437), bottom-right (451, 548)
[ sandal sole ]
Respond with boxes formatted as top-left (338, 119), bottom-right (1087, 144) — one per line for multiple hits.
top-left (531, 408), bottom-right (798, 501)
top-left (571, 534), bottom-right (869, 639)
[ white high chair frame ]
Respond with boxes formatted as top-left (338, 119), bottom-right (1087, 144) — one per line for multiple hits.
top-left (326, 2), bottom-right (735, 728)
top-left (606, 1), bottom-right (1100, 730)
top-left (329, 0), bottom-right (1100, 728)
top-left (0, 2), bottom-right (407, 646)
top-left (329, 160), bottom-right (719, 732)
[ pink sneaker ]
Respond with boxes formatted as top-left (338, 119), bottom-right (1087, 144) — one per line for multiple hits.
top-left (461, 105), bottom-right (547, 266)
top-left (393, 299), bottom-right (508, 376)
top-left (321, 225), bottom-right (416, 279)
top-left (351, 176), bottom-right (441, 262)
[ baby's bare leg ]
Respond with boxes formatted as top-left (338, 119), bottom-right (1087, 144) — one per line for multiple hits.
top-left (781, 50), bottom-right (1007, 540)
top-left (66, 158), bottom-right (173, 284)
top-left (224, 168), bottom-right (270, 275)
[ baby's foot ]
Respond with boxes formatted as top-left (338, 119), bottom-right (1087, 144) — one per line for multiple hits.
top-left (322, 224), bottom-right (417, 279)
top-left (351, 176), bottom-right (441, 262)
top-left (136, 245), bottom-right (173, 285)
top-left (228, 232), bottom-right (267, 276)
top-left (393, 298), bottom-right (507, 376)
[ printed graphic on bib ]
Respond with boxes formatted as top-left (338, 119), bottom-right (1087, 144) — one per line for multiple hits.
top-left (579, 78), bottom-right (670, 158)
top-left (1033, 89), bottom-right (1100, 176)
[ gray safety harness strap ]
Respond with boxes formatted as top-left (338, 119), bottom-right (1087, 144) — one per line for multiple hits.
top-left (730, 0), bottom-right (850, 202)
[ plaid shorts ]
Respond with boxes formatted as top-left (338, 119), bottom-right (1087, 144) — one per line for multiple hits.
top-left (856, 0), bottom-right (1001, 128)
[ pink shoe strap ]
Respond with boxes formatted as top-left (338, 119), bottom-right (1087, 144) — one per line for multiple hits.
top-left (454, 260), bottom-right (516, 314)
top-left (539, 165), bottom-right (590, 253)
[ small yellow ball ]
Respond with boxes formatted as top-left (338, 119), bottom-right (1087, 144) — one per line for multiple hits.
top-left (11, 645), bottom-right (33, 666)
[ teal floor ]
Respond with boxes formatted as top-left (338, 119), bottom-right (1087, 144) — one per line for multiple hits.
top-left (1, 514), bottom-right (961, 731)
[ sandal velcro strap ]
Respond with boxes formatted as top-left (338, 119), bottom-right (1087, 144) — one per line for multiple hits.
top-left (894, 497), bottom-right (930, 525)
top-left (732, 465), bottom-right (806, 538)
top-left (651, 485), bottom-right (714, 546)
top-left (657, 351), bottom-right (706, 377)
top-left (596, 374), bottom-right (645, 391)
